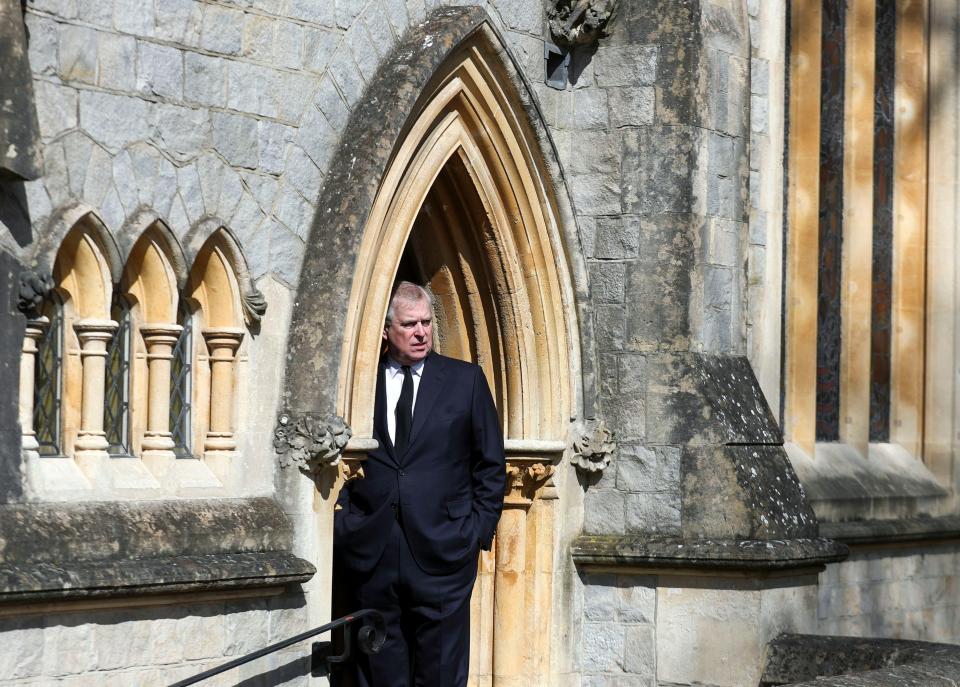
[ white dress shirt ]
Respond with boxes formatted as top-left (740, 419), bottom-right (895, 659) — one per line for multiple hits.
top-left (385, 356), bottom-right (425, 444)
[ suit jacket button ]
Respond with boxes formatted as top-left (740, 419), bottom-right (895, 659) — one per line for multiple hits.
top-left (399, 470), bottom-right (405, 476)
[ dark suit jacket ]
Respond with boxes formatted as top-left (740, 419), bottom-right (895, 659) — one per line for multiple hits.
top-left (334, 351), bottom-right (506, 575)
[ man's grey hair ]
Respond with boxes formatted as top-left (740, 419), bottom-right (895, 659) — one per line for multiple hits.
top-left (385, 281), bottom-right (433, 326)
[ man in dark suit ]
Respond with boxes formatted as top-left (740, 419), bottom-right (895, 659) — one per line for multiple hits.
top-left (334, 281), bottom-right (506, 687)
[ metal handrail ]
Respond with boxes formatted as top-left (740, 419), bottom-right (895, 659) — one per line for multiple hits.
top-left (169, 608), bottom-right (386, 686)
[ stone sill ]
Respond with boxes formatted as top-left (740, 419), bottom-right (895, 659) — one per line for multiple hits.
top-left (820, 515), bottom-right (960, 547)
top-left (571, 535), bottom-right (849, 572)
top-left (761, 633), bottom-right (960, 686)
top-left (0, 551), bottom-right (316, 604)
top-left (0, 497), bottom-right (316, 604)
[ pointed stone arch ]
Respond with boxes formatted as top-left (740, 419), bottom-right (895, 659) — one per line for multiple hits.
top-left (283, 9), bottom-right (591, 685)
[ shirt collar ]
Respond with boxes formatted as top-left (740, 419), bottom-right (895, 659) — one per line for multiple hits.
top-left (386, 355), bottom-right (426, 378)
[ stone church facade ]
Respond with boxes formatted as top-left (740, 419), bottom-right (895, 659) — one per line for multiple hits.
top-left (1, 0), bottom-right (959, 685)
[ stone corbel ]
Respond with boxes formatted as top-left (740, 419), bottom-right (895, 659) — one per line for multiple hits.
top-left (17, 268), bottom-right (54, 319)
top-left (503, 439), bottom-right (566, 506)
top-left (570, 418), bottom-right (616, 474)
top-left (274, 412), bottom-right (353, 474)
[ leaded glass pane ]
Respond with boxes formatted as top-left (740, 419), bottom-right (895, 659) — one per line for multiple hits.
top-left (170, 304), bottom-right (192, 456)
top-left (104, 298), bottom-right (131, 455)
top-left (34, 299), bottom-right (62, 455)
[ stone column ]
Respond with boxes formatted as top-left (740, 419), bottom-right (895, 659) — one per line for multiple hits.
top-left (202, 327), bottom-right (244, 457)
top-left (73, 319), bottom-right (118, 460)
top-left (19, 317), bottom-right (48, 452)
top-left (492, 456), bottom-right (553, 687)
top-left (140, 323), bottom-right (183, 461)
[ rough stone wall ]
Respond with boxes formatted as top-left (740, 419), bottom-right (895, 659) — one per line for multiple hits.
top-left (818, 547), bottom-right (960, 643)
top-left (1, 596), bottom-right (311, 686)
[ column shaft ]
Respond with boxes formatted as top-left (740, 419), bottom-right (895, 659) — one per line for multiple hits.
top-left (19, 318), bottom-right (48, 451)
top-left (73, 319), bottom-right (118, 457)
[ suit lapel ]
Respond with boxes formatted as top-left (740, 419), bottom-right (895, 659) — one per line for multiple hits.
top-left (407, 352), bottom-right (446, 453)
top-left (375, 360), bottom-right (400, 466)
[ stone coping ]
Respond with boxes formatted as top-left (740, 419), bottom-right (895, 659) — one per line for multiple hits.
top-left (0, 497), bottom-right (315, 602)
top-left (761, 633), bottom-right (960, 686)
top-left (0, 551), bottom-right (315, 603)
top-left (820, 515), bottom-right (960, 546)
top-left (571, 535), bottom-right (849, 571)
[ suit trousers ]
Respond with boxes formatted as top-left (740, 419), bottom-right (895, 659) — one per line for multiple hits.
top-left (351, 516), bottom-right (477, 687)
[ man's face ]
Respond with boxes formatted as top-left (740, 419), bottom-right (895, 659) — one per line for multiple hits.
top-left (383, 297), bottom-right (433, 365)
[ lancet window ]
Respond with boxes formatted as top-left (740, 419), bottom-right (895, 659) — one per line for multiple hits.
top-left (32, 296), bottom-right (63, 455)
top-left (104, 296), bottom-right (132, 455)
top-left (170, 301), bottom-right (193, 457)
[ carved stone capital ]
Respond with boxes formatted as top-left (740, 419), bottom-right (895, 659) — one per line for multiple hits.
top-left (505, 460), bottom-right (555, 505)
top-left (547, 0), bottom-right (620, 46)
top-left (274, 412), bottom-right (352, 473)
top-left (17, 268), bottom-right (54, 318)
top-left (570, 418), bottom-right (616, 474)
top-left (242, 288), bottom-right (267, 326)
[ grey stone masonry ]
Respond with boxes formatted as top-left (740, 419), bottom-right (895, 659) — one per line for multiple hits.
top-left (574, 0), bottom-right (823, 567)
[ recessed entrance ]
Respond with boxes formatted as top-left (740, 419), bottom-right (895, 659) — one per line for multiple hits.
top-left (337, 35), bottom-right (579, 685)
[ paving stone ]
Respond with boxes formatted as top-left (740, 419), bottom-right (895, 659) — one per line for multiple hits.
top-left (590, 261), bottom-right (626, 303)
top-left (581, 621), bottom-right (625, 673)
top-left (584, 488), bottom-right (626, 536)
top-left (184, 52), bottom-right (226, 108)
top-left (25, 14), bottom-right (59, 76)
top-left (151, 103), bottom-right (210, 162)
top-left (97, 31), bottom-right (136, 91)
top-left (242, 13), bottom-right (277, 61)
top-left (570, 174), bottom-right (621, 217)
top-left (594, 45), bottom-right (658, 87)
top-left (58, 23), bottom-right (98, 84)
top-left (593, 216), bottom-right (639, 259)
top-left (114, 0), bottom-right (155, 36)
top-left (212, 111), bottom-right (259, 169)
top-left (154, 0), bottom-right (202, 44)
top-left (34, 80), bottom-right (78, 139)
top-left (583, 574), bottom-right (618, 621)
top-left (274, 20), bottom-right (305, 69)
top-left (609, 87), bottom-right (655, 128)
top-left (200, 4), bottom-right (243, 55)
top-left (287, 0), bottom-right (336, 25)
top-left (625, 491), bottom-right (681, 534)
top-left (314, 73), bottom-right (350, 132)
top-left (136, 41), bottom-right (183, 99)
top-left (79, 90), bottom-right (153, 151)
top-left (258, 121), bottom-right (296, 175)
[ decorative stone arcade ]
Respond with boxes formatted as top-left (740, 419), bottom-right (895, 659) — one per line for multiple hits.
top-left (281, 10), bottom-right (583, 687)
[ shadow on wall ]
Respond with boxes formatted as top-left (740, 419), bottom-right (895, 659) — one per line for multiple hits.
top-left (0, 180), bottom-right (33, 247)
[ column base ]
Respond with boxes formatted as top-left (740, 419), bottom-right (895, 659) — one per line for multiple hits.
top-left (142, 432), bottom-right (176, 452)
top-left (21, 433), bottom-right (39, 452)
top-left (204, 433), bottom-right (237, 452)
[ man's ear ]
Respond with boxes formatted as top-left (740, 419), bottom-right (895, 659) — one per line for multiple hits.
top-left (382, 327), bottom-right (388, 341)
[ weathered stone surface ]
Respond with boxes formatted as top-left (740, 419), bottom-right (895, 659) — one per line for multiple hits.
top-left (572, 535), bottom-right (848, 571)
top-left (79, 90), bottom-right (152, 151)
top-left (0, 249), bottom-right (25, 502)
top-left (58, 23), bottom-right (98, 84)
top-left (200, 4), bottom-right (243, 55)
top-left (184, 51), bottom-right (226, 108)
top-left (0, 498), bottom-right (315, 601)
top-left (97, 31), bottom-right (136, 91)
top-left (762, 634), bottom-right (960, 687)
top-left (136, 41), bottom-right (183, 99)
top-left (211, 111), bottom-right (258, 169)
top-left (1, 1), bottom-right (43, 179)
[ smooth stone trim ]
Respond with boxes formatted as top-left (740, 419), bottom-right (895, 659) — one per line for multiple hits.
top-left (820, 515), bottom-right (960, 546)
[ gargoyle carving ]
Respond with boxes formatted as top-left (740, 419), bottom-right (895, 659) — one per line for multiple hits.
top-left (548, 0), bottom-right (620, 46)
top-left (274, 412), bottom-right (352, 472)
top-left (570, 418), bottom-right (616, 473)
top-left (17, 268), bottom-right (54, 318)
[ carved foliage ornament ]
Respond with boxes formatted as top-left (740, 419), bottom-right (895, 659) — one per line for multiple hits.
top-left (548, 0), bottom-right (620, 46)
top-left (274, 412), bottom-right (352, 471)
top-left (571, 418), bottom-right (616, 473)
top-left (17, 268), bottom-right (54, 318)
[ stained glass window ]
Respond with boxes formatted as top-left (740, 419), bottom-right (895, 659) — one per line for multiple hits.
top-left (170, 302), bottom-right (192, 457)
top-left (34, 297), bottom-right (63, 455)
top-left (104, 298), bottom-right (131, 455)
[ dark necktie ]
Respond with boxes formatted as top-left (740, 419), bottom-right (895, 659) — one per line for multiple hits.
top-left (394, 365), bottom-right (413, 454)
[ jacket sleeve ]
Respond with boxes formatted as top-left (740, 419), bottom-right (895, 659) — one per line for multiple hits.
top-left (470, 366), bottom-right (506, 550)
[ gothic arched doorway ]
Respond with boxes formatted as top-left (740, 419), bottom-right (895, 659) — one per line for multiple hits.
top-left (336, 36), bottom-right (580, 686)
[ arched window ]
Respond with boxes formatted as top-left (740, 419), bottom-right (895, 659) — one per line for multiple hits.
top-left (32, 295), bottom-right (64, 455)
top-left (188, 229), bottom-right (246, 462)
top-left (104, 295), bottom-right (132, 455)
top-left (170, 300), bottom-right (193, 457)
top-left (121, 222), bottom-right (185, 467)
